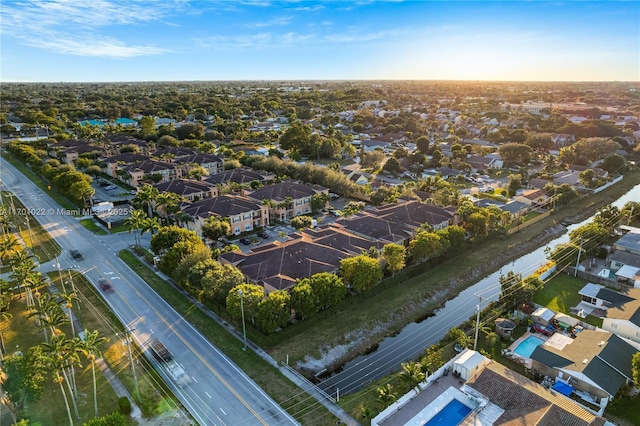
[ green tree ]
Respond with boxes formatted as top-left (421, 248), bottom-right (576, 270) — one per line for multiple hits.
top-left (416, 135), bottom-right (430, 153)
top-left (306, 272), bottom-right (347, 311)
top-left (78, 330), bottom-right (108, 418)
top-left (398, 361), bottom-right (425, 394)
top-left (291, 215), bottom-right (313, 230)
top-left (601, 154), bottom-right (625, 174)
top-left (139, 116), bottom-right (156, 138)
top-left (383, 157), bottom-right (401, 174)
top-left (632, 352), bottom-right (640, 385)
top-left (123, 209), bottom-right (145, 247)
top-left (310, 192), bottom-right (329, 213)
top-left (132, 184), bottom-right (158, 218)
top-left (279, 121), bottom-right (311, 152)
top-left (255, 290), bottom-right (290, 334)
top-left (226, 284), bottom-right (264, 326)
top-left (200, 263), bottom-right (246, 303)
top-left (150, 225), bottom-right (201, 254)
top-left (498, 143), bottom-right (532, 167)
top-left (569, 222), bottom-right (609, 255)
top-left (3, 345), bottom-right (48, 411)
top-left (381, 243), bottom-right (406, 276)
top-left (83, 412), bottom-right (127, 426)
top-left (410, 230), bottom-right (443, 263)
top-left (202, 216), bottom-right (231, 243)
top-left (339, 255), bottom-right (382, 293)
top-left (290, 281), bottom-right (319, 319)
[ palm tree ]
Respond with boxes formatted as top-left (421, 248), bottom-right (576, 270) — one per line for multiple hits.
top-left (78, 329), bottom-right (108, 418)
top-left (155, 192), bottom-right (183, 224)
top-left (28, 292), bottom-right (69, 343)
top-left (0, 204), bottom-right (10, 235)
top-left (132, 184), bottom-right (158, 218)
top-left (124, 209), bottom-right (145, 247)
top-left (0, 364), bottom-right (17, 424)
top-left (140, 216), bottom-right (160, 238)
top-left (42, 334), bottom-right (80, 424)
top-left (0, 309), bottom-right (12, 360)
top-left (59, 292), bottom-right (78, 337)
top-left (399, 361), bottom-right (425, 394)
top-left (0, 235), bottom-right (21, 266)
top-left (377, 383), bottom-right (397, 407)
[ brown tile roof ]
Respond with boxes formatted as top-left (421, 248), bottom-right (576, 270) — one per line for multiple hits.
top-left (246, 179), bottom-right (327, 202)
top-left (373, 198), bottom-right (453, 228)
top-left (154, 179), bottom-right (214, 197)
top-left (182, 195), bottom-right (262, 219)
top-left (123, 159), bottom-right (175, 173)
top-left (205, 167), bottom-right (274, 185)
top-left (467, 362), bottom-right (605, 426)
top-left (340, 214), bottom-right (414, 244)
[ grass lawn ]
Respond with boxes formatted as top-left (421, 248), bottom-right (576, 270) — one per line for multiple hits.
top-left (109, 223), bottom-right (130, 233)
top-left (1, 289), bottom-right (130, 425)
top-left (1, 191), bottom-right (61, 262)
top-left (533, 274), bottom-right (603, 328)
top-left (118, 250), bottom-right (338, 426)
top-left (80, 218), bottom-right (108, 235)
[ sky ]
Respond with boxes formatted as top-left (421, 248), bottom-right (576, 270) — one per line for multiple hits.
top-left (1, 0), bottom-right (638, 82)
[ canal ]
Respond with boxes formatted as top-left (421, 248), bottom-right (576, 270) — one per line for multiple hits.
top-left (319, 184), bottom-right (640, 395)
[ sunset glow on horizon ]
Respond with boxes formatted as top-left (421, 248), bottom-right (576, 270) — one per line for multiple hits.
top-left (1, 1), bottom-right (638, 83)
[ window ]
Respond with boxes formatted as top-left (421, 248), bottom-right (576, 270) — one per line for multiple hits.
top-left (296, 209), bottom-right (302, 215)
top-left (295, 200), bottom-right (302, 206)
top-left (234, 226), bottom-right (240, 234)
top-left (243, 214), bottom-right (251, 220)
top-left (232, 216), bottom-right (241, 223)
top-left (305, 207), bottom-right (309, 213)
top-left (244, 224), bottom-right (251, 231)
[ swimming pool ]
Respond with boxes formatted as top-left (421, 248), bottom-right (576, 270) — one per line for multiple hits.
top-left (423, 399), bottom-right (472, 426)
top-left (513, 335), bottom-right (544, 358)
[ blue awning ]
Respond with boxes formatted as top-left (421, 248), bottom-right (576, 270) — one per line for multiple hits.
top-left (552, 381), bottom-right (573, 396)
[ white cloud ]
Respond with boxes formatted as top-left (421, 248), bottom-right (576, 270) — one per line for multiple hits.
top-left (0, 0), bottom-right (172, 57)
top-left (246, 16), bottom-right (293, 28)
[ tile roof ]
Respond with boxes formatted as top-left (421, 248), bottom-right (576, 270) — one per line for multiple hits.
top-left (467, 363), bottom-right (606, 426)
top-left (205, 167), bottom-right (273, 185)
top-left (220, 236), bottom-right (346, 290)
top-left (123, 159), bottom-right (174, 173)
top-left (102, 153), bottom-right (149, 163)
top-left (181, 195), bottom-right (262, 219)
top-left (246, 179), bottom-right (327, 202)
top-left (372, 199), bottom-right (453, 228)
top-left (340, 214), bottom-right (414, 244)
top-left (154, 179), bottom-right (214, 196)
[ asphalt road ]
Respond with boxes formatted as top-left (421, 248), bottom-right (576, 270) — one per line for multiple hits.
top-left (1, 158), bottom-right (299, 426)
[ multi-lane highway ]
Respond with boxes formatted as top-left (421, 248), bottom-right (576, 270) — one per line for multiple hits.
top-left (1, 158), bottom-right (299, 426)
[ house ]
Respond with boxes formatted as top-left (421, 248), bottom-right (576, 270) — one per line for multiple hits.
top-left (609, 250), bottom-right (640, 271)
top-left (100, 152), bottom-right (150, 177)
top-left (47, 139), bottom-right (106, 165)
top-left (244, 179), bottom-right (329, 222)
top-left (578, 283), bottom-right (635, 311)
top-left (337, 214), bottom-right (416, 246)
top-left (373, 351), bottom-right (607, 426)
top-left (467, 155), bottom-right (502, 171)
top-left (341, 169), bottom-right (369, 185)
top-left (613, 230), bottom-right (640, 256)
top-left (530, 330), bottom-right (637, 410)
top-left (528, 178), bottom-right (551, 190)
top-left (361, 139), bottom-right (391, 153)
top-left (514, 188), bottom-right (550, 208)
top-left (182, 195), bottom-right (269, 237)
top-left (614, 265), bottom-right (640, 287)
top-left (154, 179), bottom-right (218, 202)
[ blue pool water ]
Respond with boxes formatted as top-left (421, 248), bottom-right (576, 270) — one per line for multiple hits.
top-left (513, 335), bottom-right (545, 358)
top-left (423, 399), bottom-right (472, 426)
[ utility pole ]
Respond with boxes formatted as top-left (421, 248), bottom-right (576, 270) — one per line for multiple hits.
top-left (574, 239), bottom-right (582, 277)
top-left (237, 290), bottom-right (247, 350)
top-left (122, 327), bottom-right (140, 401)
top-left (473, 295), bottom-right (486, 351)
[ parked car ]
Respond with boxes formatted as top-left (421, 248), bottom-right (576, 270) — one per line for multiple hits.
top-left (105, 185), bottom-right (117, 190)
top-left (257, 230), bottom-right (269, 239)
top-left (70, 249), bottom-right (82, 260)
top-left (99, 181), bottom-right (110, 187)
top-left (98, 278), bottom-right (113, 293)
top-left (532, 323), bottom-right (554, 336)
top-left (239, 238), bottom-right (252, 245)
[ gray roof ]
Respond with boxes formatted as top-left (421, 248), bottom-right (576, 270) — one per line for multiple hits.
top-left (614, 231), bottom-right (640, 254)
top-left (154, 179), bottom-right (213, 196)
top-left (609, 250), bottom-right (640, 268)
top-left (595, 288), bottom-right (635, 306)
top-left (581, 357), bottom-right (627, 397)
top-left (205, 167), bottom-right (273, 185)
top-left (182, 195), bottom-right (262, 219)
top-left (246, 179), bottom-right (327, 202)
top-left (530, 346), bottom-right (572, 368)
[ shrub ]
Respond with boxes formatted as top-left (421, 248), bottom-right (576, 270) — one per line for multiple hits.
top-left (118, 396), bottom-right (132, 415)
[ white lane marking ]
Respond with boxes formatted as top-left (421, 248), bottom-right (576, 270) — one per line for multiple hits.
top-left (220, 408), bottom-right (226, 415)
top-left (150, 329), bottom-right (154, 334)
top-left (205, 391), bottom-right (212, 399)
top-left (191, 376), bottom-right (197, 383)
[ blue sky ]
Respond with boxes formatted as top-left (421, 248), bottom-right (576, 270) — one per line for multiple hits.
top-left (1, 0), bottom-right (638, 82)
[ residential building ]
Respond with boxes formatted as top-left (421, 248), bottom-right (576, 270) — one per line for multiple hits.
top-left (154, 179), bottom-right (218, 202)
top-left (601, 288), bottom-right (640, 344)
top-left (613, 230), bottom-right (640, 256)
top-left (182, 195), bottom-right (268, 237)
top-left (204, 167), bottom-right (275, 186)
top-left (244, 179), bottom-right (329, 222)
top-left (530, 330), bottom-right (637, 410)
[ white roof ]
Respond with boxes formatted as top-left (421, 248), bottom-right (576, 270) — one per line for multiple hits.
top-left (554, 313), bottom-right (579, 327)
top-left (532, 307), bottom-right (556, 321)
top-left (615, 264), bottom-right (640, 279)
top-left (454, 349), bottom-right (485, 371)
top-left (578, 282), bottom-right (604, 298)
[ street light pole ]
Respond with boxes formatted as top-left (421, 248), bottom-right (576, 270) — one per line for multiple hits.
top-left (574, 239), bottom-right (582, 277)
top-left (237, 290), bottom-right (247, 351)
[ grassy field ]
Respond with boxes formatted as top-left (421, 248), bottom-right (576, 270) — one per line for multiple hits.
top-left (80, 218), bottom-right (108, 235)
top-left (1, 191), bottom-right (61, 262)
top-left (118, 250), bottom-right (339, 426)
